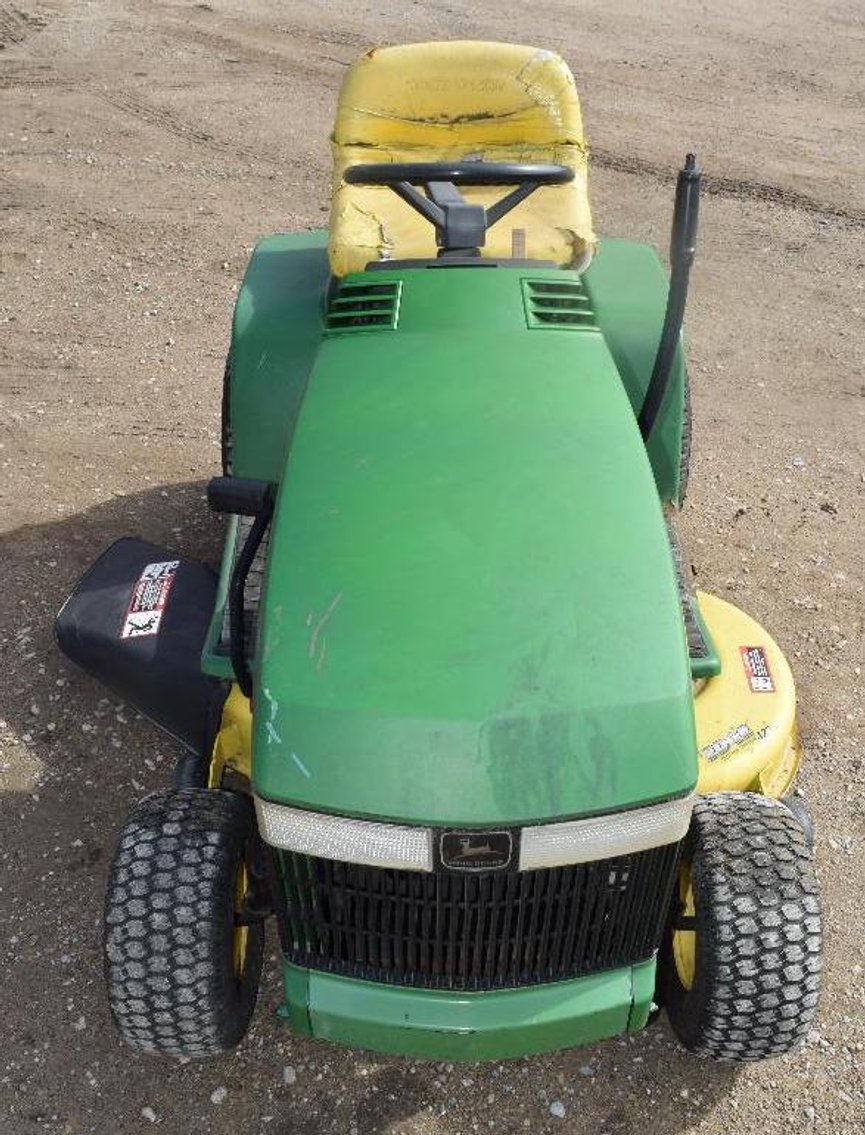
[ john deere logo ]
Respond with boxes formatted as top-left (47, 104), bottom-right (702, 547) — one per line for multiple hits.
top-left (440, 831), bottom-right (512, 872)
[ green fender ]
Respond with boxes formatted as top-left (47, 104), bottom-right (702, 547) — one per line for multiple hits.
top-left (227, 230), bottom-right (330, 482)
top-left (583, 238), bottom-right (687, 503)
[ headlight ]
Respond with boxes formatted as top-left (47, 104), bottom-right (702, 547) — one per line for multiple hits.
top-left (255, 793), bottom-right (693, 872)
top-left (255, 797), bottom-right (434, 872)
top-left (518, 794), bottom-right (694, 871)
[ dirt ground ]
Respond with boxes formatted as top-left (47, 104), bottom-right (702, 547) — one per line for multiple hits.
top-left (1, 1), bottom-right (862, 1133)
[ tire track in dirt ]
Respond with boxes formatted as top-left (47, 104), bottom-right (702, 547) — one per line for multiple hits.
top-left (0, 67), bottom-right (73, 90)
top-left (0, 172), bottom-right (28, 211)
top-left (0, 2), bottom-right (46, 47)
top-left (157, 18), bottom-right (351, 81)
top-left (101, 88), bottom-right (272, 168)
top-left (591, 146), bottom-right (865, 226)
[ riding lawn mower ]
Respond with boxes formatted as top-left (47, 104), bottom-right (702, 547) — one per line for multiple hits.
top-left (56, 41), bottom-right (821, 1062)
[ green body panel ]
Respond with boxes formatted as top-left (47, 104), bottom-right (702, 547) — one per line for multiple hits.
top-left (228, 230), bottom-right (330, 482)
top-left (226, 234), bottom-right (685, 497)
top-left (582, 239), bottom-right (687, 504)
top-left (277, 957), bottom-right (655, 1061)
top-left (252, 265), bottom-right (697, 825)
top-left (627, 955), bottom-right (659, 1031)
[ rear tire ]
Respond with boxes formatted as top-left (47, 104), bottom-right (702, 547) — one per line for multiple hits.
top-left (661, 792), bottom-right (821, 1060)
top-left (104, 789), bottom-right (264, 1058)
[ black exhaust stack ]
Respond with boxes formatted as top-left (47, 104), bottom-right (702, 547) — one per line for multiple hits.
top-left (638, 152), bottom-right (701, 442)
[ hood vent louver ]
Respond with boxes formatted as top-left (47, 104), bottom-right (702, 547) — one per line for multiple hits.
top-left (523, 278), bottom-right (597, 331)
top-left (326, 280), bottom-right (402, 334)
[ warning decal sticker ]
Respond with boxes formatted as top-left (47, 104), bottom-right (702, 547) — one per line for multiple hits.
top-left (120, 560), bottom-right (179, 639)
top-left (700, 723), bottom-right (755, 762)
top-left (740, 645), bottom-right (775, 693)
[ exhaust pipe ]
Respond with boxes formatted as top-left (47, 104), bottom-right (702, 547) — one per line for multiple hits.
top-left (638, 153), bottom-right (701, 442)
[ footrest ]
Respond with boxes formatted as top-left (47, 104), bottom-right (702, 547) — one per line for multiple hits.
top-left (665, 512), bottom-right (720, 680)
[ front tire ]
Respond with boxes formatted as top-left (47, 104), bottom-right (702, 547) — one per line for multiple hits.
top-left (103, 789), bottom-right (265, 1058)
top-left (661, 792), bottom-right (821, 1060)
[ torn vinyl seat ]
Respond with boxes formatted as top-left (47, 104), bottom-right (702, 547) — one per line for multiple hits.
top-left (328, 41), bottom-right (596, 276)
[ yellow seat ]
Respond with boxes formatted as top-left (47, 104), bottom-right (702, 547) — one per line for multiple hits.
top-left (328, 41), bottom-right (595, 277)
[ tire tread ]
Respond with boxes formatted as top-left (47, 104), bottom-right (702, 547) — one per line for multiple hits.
top-left (664, 791), bottom-right (821, 1061)
top-left (104, 789), bottom-right (263, 1058)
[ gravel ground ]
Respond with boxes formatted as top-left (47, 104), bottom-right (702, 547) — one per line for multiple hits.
top-left (1, 2), bottom-right (863, 1133)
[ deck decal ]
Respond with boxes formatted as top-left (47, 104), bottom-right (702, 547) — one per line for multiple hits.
top-left (700, 723), bottom-right (755, 762)
top-left (120, 560), bottom-right (179, 638)
top-left (740, 645), bottom-right (775, 693)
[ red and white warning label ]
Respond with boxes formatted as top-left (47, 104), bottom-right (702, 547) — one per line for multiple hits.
top-left (740, 645), bottom-right (775, 693)
top-left (120, 560), bottom-right (179, 639)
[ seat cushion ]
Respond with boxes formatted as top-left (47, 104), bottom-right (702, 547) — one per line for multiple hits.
top-left (328, 42), bottom-right (595, 276)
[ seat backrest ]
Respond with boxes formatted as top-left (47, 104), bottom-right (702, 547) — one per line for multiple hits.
top-left (328, 41), bottom-right (595, 276)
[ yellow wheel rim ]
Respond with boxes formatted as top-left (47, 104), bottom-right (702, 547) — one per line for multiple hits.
top-left (232, 861), bottom-right (250, 981)
top-left (672, 860), bottom-right (696, 991)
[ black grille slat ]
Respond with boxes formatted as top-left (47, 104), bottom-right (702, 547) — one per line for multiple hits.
top-left (534, 866), bottom-right (560, 978)
top-left (622, 853), bottom-right (653, 960)
top-left (546, 866), bottom-right (572, 975)
top-left (588, 863), bottom-right (619, 969)
top-left (509, 874), bottom-right (529, 980)
top-left (622, 852), bottom-right (653, 960)
top-left (484, 874), bottom-right (503, 985)
top-left (567, 863), bottom-right (598, 971)
top-left (496, 873), bottom-right (517, 981)
top-left (448, 879), bottom-right (459, 982)
top-left (608, 857), bottom-right (642, 963)
top-left (407, 874), bottom-right (421, 976)
top-left (522, 870), bottom-right (544, 975)
top-left (596, 862), bottom-right (628, 968)
top-left (459, 876), bottom-right (473, 983)
top-left (277, 842), bottom-right (680, 991)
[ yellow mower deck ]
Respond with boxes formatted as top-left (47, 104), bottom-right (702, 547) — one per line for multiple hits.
top-left (694, 591), bottom-right (801, 798)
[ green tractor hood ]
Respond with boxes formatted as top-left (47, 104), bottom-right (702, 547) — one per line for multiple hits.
top-left (253, 268), bottom-right (696, 826)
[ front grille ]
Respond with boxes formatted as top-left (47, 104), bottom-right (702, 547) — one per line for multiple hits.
top-left (275, 842), bottom-right (679, 991)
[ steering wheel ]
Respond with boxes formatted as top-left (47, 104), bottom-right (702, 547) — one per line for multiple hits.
top-left (343, 160), bottom-right (574, 256)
